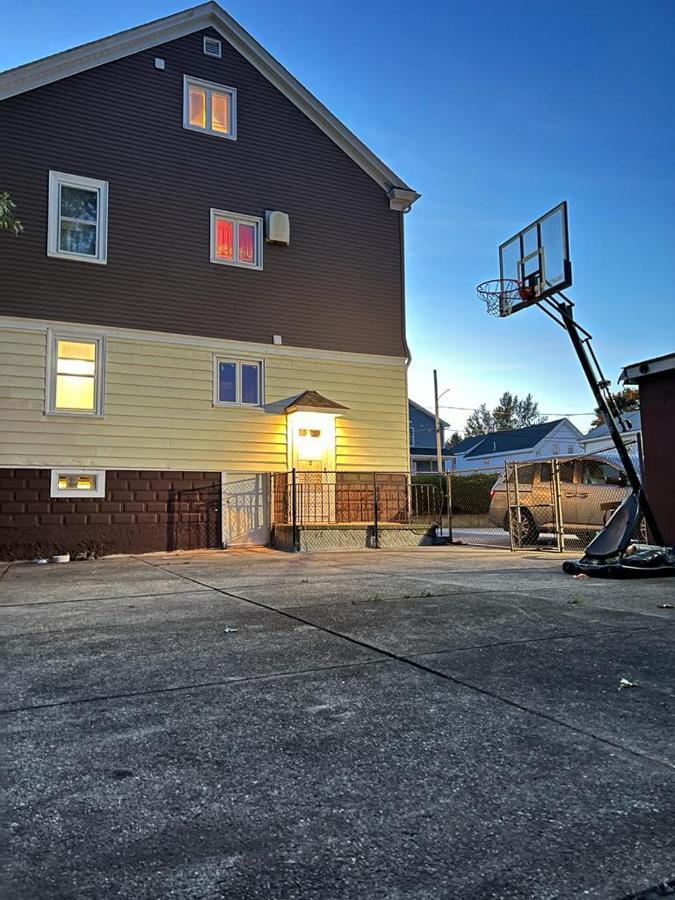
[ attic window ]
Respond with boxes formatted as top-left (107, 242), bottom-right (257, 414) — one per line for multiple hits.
top-left (183, 76), bottom-right (236, 139)
top-left (203, 36), bottom-right (222, 58)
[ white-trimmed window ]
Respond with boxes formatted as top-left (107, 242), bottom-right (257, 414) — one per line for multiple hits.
top-left (47, 171), bottom-right (108, 264)
top-left (50, 469), bottom-right (106, 499)
top-left (210, 208), bottom-right (263, 270)
top-left (183, 76), bottom-right (237, 139)
top-left (46, 332), bottom-right (106, 416)
top-left (213, 358), bottom-right (263, 407)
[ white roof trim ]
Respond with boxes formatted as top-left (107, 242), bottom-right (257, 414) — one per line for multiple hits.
top-left (619, 352), bottom-right (675, 384)
top-left (0, 2), bottom-right (419, 208)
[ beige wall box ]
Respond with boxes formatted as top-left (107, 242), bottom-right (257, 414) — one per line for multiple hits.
top-left (265, 210), bottom-right (290, 245)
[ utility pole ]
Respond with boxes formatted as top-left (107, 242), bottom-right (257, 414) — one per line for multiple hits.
top-left (433, 369), bottom-right (444, 474)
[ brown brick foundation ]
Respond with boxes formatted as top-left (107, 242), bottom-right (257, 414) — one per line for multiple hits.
top-left (0, 469), bottom-right (221, 561)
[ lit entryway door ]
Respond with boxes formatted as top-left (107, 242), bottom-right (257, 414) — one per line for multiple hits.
top-left (288, 413), bottom-right (337, 524)
top-left (222, 473), bottom-right (270, 546)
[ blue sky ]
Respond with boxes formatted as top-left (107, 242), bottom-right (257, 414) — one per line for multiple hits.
top-left (3, 0), bottom-right (674, 434)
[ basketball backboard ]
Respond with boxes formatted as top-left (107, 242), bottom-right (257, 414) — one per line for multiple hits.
top-left (498, 201), bottom-right (572, 312)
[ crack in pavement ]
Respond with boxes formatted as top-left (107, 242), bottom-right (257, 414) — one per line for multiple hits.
top-left (0, 657), bottom-right (391, 715)
top-left (0, 586), bottom-right (212, 610)
top-left (131, 556), bottom-right (675, 773)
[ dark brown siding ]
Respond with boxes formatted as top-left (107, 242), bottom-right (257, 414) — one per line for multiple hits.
top-left (639, 372), bottom-right (675, 544)
top-left (0, 469), bottom-right (221, 560)
top-left (0, 29), bottom-right (407, 357)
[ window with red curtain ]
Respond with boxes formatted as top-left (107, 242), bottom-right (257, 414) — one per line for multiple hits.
top-left (215, 218), bottom-right (234, 260)
top-left (211, 212), bottom-right (261, 268)
top-left (238, 223), bottom-right (256, 264)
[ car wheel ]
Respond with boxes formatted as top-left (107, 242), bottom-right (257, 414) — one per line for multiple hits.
top-left (505, 508), bottom-right (540, 546)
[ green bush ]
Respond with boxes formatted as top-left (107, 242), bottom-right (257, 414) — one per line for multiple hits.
top-left (411, 473), bottom-right (497, 514)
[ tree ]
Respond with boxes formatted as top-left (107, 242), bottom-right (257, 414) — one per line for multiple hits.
top-left (0, 192), bottom-right (23, 236)
top-left (464, 392), bottom-right (546, 437)
top-left (590, 388), bottom-right (639, 427)
top-left (464, 404), bottom-right (496, 437)
top-left (445, 431), bottom-right (463, 448)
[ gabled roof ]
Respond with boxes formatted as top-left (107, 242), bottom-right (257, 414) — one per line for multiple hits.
top-left (581, 410), bottom-right (641, 442)
top-left (408, 399), bottom-right (449, 429)
top-left (285, 391), bottom-right (348, 414)
top-left (0, 2), bottom-right (419, 211)
top-left (458, 418), bottom-right (581, 459)
top-left (448, 434), bottom-right (484, 456)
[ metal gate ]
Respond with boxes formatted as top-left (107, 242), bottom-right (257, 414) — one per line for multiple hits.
top-left (505, 460), bottom-right (563, 551)
top-left (447, 452), bottom-right (640, 553)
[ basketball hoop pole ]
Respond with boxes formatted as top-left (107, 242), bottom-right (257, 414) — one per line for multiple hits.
top-left (553, 299), bottom-right (664, 546)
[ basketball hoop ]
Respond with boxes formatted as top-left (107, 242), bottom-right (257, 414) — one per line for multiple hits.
top-left (476, 279), bottom-right (533, 317)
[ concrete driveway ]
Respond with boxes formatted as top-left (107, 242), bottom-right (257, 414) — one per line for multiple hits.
top-left (2, 547), bottom-right (674, 899)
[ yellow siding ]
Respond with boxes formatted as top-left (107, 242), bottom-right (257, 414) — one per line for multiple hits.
top-left (0, 326), bottom-right (409, 471)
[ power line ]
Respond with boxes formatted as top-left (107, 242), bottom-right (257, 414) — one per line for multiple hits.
top-left (438, 404), bottom-right (595, 417)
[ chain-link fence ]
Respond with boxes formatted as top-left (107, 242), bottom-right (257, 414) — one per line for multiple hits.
top-left (270, 453), bottom-right (642, 553)
top-left (450, 452), bottom-right (642, 552)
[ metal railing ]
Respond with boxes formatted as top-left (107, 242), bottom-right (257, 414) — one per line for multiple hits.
top-left (271, 470), bottom-right (449, 551)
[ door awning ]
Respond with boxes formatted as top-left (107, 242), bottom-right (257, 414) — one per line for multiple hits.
top-left (285, 391), bottom-right (349, 414)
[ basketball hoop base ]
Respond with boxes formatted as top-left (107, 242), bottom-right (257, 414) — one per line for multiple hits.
top-left (476, 279), bottom-right (533, 317)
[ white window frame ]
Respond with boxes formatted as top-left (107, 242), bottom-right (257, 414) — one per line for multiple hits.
top-left (213, 357), bottom-right (264, 408)
top-left (183, 75), bottom-right (237, 140)
top-left (50, 469), bottom-right (106, 499)
top-left (210, 208), bottom-right (263, 270)
top-left (45, 330), bottom-right (106, 417)
top-left (47, 171), bottom-right (108, 264)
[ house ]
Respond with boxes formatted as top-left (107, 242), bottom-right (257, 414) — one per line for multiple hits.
top-left (0, 3), bottom-right (419, 560)
top-left (408, 400), bottom-right (454, 472)
top-left (449, 419), bottom-right (584, 472)
top-left (579, 410), bottom-right (641, 456)
top-left (619, 353), bottom-right (675, 544)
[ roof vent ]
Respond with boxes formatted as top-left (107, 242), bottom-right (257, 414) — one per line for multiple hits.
top-left (203, 37), bottom-right (222, 58)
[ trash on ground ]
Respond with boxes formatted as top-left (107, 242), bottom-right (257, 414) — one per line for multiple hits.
top-left (223, 627), bottom-right (238, 633)
top-left (572, 573), bottom-right (589, 579)
top-left (52, 554), bottom-right (70, 564)
top-left (658, 603), bottom-right (674, 609)
top-left (618, 677), bottom-right (638, 690)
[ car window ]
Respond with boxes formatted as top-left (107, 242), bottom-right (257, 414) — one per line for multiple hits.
top-left (540, 463), bottom-right (552, 483)
top-left (581, 460), bottom-right (627, 486)
top-left (559, 461), bottom-right (574, 483)
top-left (517, 464), bottom-right (536, 484)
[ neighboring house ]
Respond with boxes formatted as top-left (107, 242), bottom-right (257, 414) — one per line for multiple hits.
top-left (449, 419), bottom-right (584, 472)
top-left (408, 400), bottom-right (454, 473)
top-left (0, 3), bottom-right (419, 559)
top-left (579, 410), bottom-right (641, 456)
top-left (620, 353), bottom-right (675, 544)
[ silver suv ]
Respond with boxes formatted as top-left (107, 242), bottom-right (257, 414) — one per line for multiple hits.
top-left (488, 457), bottom-right (630, 544)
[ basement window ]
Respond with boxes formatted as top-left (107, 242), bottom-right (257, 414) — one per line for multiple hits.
top-left (183, 75), bottom-right (236, 139)
top-left (50, 469), bottom-right (106, 498)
